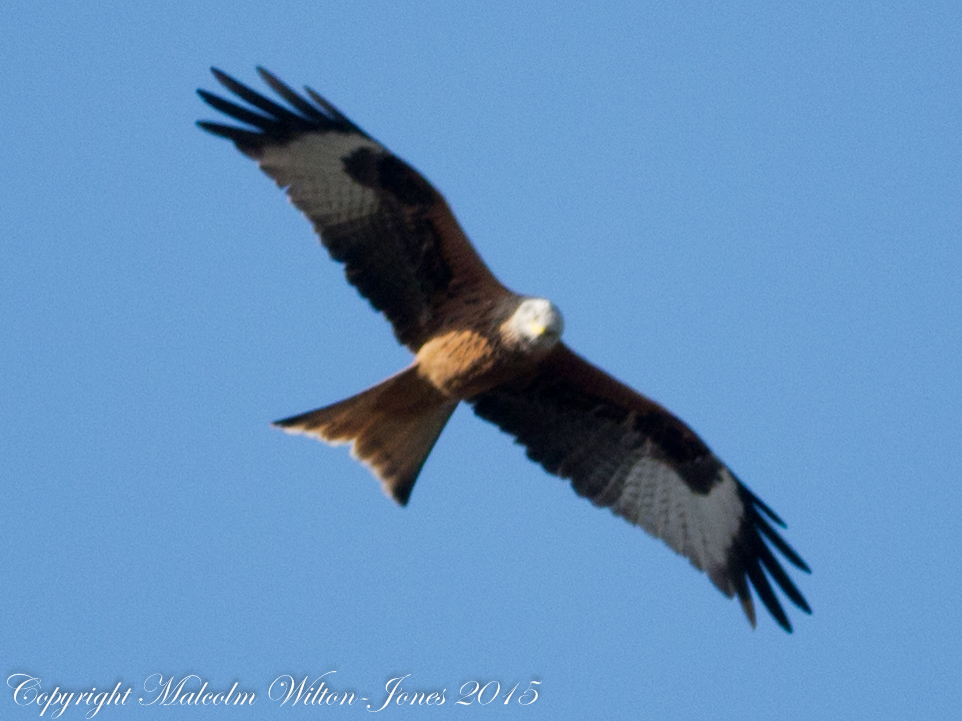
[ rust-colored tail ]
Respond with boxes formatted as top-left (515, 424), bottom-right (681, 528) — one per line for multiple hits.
top-left (274, 366), bottom-right (458, 505)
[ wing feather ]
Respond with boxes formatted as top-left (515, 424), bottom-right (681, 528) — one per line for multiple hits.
top-left (197, 68), bottom-right (506, 350)
top-left (471, 344), bottom-right (811, 631)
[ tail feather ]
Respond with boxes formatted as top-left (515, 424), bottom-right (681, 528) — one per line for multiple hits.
top-left (274, 366), bottom-right (458, 504)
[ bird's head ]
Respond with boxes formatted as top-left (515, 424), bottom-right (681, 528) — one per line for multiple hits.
top-left (504, 297), bottom-right (565, 353)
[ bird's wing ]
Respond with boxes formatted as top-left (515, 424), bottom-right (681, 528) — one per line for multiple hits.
top-left (198, 67), bottom-right (508, 351)
top-left (470, 344), bottom-right (811, 631)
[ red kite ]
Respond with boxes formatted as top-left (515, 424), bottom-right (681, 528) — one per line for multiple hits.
top-left (198, 68), bottom-right (811, 631)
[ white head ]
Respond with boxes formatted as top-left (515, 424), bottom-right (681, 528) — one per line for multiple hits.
top-left (504, 297), bottom-right (565, 352)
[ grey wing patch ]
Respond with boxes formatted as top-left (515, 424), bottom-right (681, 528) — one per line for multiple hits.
top-left (197, 68), bottom-right (455, 348)
top-left (470, 363), bottom-right (811, 632)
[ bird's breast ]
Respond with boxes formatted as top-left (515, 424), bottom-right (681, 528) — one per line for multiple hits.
top-left (415, 329), bottom-right (521, 399)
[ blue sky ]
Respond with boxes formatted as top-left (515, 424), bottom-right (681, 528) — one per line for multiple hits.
top-left (2, 0), bottom-right (961, 718)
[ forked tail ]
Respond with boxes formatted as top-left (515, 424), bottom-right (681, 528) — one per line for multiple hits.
top-left (274, 366), bottom-right (458, 504)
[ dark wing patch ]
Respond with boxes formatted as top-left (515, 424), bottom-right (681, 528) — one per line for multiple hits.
top-left (470, 344), bottom-right (811, 632)
top-left (197, 67), bottom-right (504, 350)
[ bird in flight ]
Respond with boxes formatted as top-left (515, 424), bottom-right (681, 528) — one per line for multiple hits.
top-left (197, 67), bottom-right (811, 631)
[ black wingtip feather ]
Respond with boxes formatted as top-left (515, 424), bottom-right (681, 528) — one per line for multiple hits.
top-left (211, 67), bottom-right (302, 123)
top-left (730, 485), bottom-right (811, 631)
top-left (754, 512), bottom-right (812, 574)
top-left (198, 67), bottom-right (366, 150)
top-left (731, 573), bottom-right (757, 628)
top-left (755, 535), bottom-right (812, 614)
top-left (195, 120), bottom-right (266, 152)
top-left (197, 89), bottom-right (275, 131)
top-left (303, 87), bottom-right (352, 126)
top-left (742, 485), bottom-right (787, 527)
top-left (745, 558), bottom-right (793, 633)
top-left (255, 67), bottom-right (327, 121)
